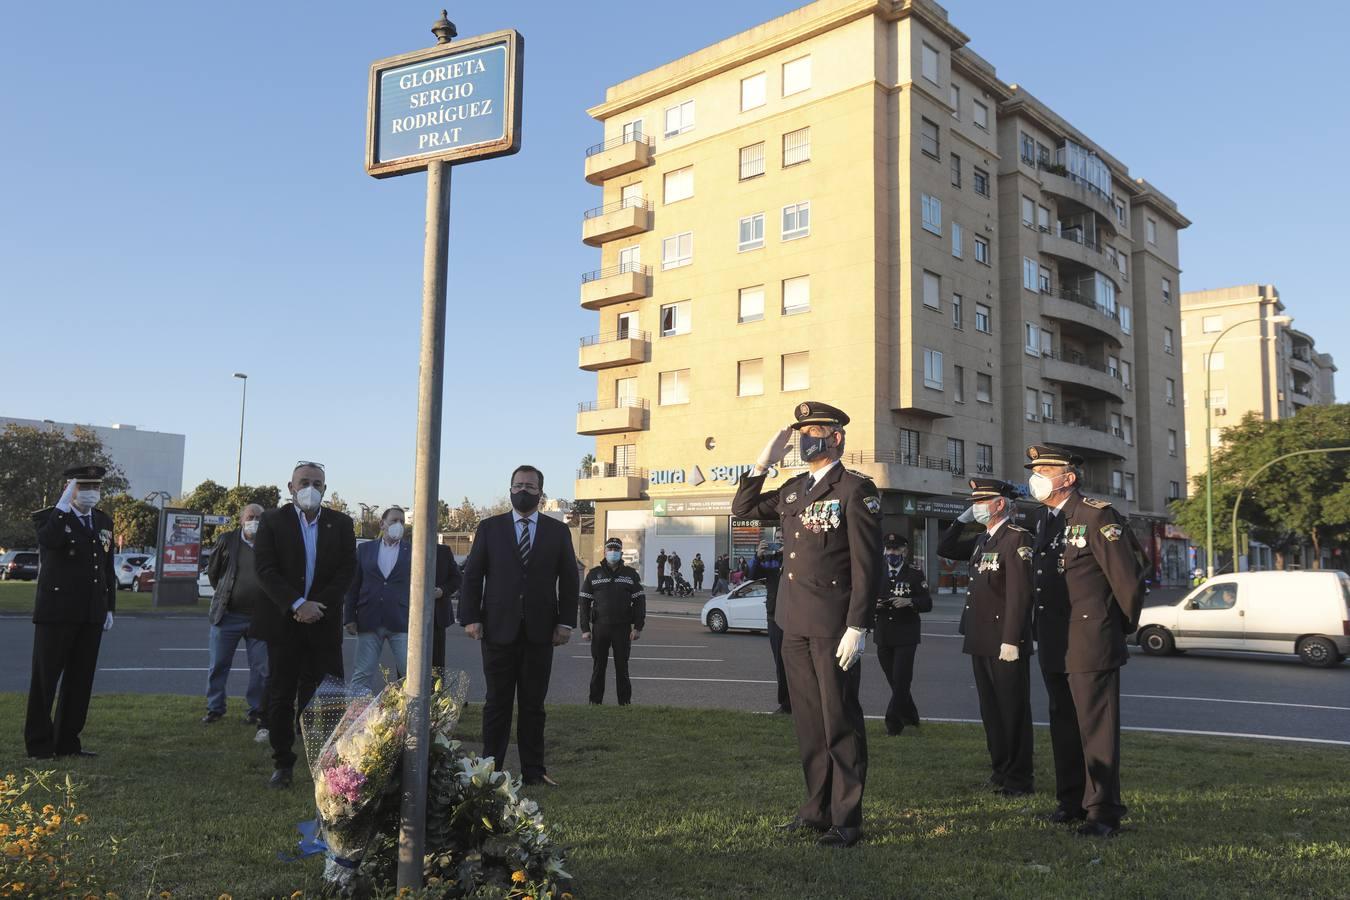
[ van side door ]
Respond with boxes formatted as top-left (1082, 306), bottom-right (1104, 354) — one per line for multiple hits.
top-left (1173, 580), bottom-right (1246, 650)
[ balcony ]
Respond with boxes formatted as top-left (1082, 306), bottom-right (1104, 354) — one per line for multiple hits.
top-left (577, 398), bottom-right (648, 436)
top-left (582, 198), bottom-right (652, 247)
top-left (1039, 229), bottom-right (1120, 288)
top-left (575, 464), bottom-right (646, 501)
top-left (578, 330), bottom-right (650, 371)
top-left (1041, 349), bottom-right (1126, 402)
top-left (584, 132), bottom-right (654, 185)
top-left (1040, 288), bottom-right (1122, 343)
top-left (580, 263), bottom-right (651, 310)
top-left (1036, 162), bottom-right (1115, 224)
top-left (1042, 419), bottom-right (1127, 460)
top-left (843, 450), bottom-right (964, 494)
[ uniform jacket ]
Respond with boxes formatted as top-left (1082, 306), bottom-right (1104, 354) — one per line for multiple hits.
top-left (251, 504), bottom-right (358, 643)
top-left (343, 539), bottom-right (413, 633)
top-left (456, 513), bottom-right (580, 644)
top-left (938, 519), bottom-right (1034, 658)
top-left (873, 559), bottom-right (932, 647)
top-left (579, 561), bottom-right (646, 630)
top-left (732, 463), bottom-right (883, 638)
top-left (433, 545), bottom-right (463, 630)
top-left (206, 528), bottom-right (247, 625)
top-left (1030, 492), bottom-right (1145, 673)
top-left (31, 506), bottom-right (116, 625)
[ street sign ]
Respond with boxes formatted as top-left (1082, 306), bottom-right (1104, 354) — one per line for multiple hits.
top-left (202, 514), bottom-right (230, 526)
top-left (366, 28), bottom-right (523, 178)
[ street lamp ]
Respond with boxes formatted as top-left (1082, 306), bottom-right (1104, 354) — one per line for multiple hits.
top-left (233, 373), bottom-right (248, 487)
top-left (1204, 313), bottom-right (1292, 577)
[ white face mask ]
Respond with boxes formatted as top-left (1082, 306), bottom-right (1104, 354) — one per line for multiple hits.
top-left (241, 520), bottom-right (259, 539)
top-left (295, 485), bottom-right (323, 512)
top-left (972, 502), bottom-right (994, 525)
top-left (1028, 473), bottom-right (1056, 503)
top-left (75, 489), bottom-right (100, 509)
top-left (385, 522), bottom-right (405, 541)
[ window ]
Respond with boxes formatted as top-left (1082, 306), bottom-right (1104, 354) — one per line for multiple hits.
top-left (663, 100), bottom-right (695, 137)
top-left (1209, 389), bottom-right (1227, 410)
top-left (783, 127), bottom-right (811, 166)
top-left (615, 377), bottom-right (637, 405)
top-left (974, 235), bottom-right (989, 265)
top-left (1041, 391), bottom-right (1055, 421)
top-left (1025, 322), bottom-right (1041, 356)
top-left (1021, 196), bottom-right (1035, 226)
top-left (1120, 305), bottom-right (1132, 335)
top-left (949, 84), bottom-right (960, 119)
top-left (1038, 266), bottom-right (1051, 293)
top-left (950, 153), bottom-right (961, 187)
top-left (1107, 354), bottom-right (1120, 379)
top-left (740, 72), bottom-right (766, 111)
top-left (781, 351), bottom-right (810, 392)
top-left (1205, 351), bottom-right (1225, 371)
top-left (1022, 257), bottom-right (1037, 291)
top-left (1169, 481), bottom-right (1181, 501)
top-left (976, 372), bottom-right (992, 403)
top-left (900, 428), bottom-right (921, 463)
top-left (1040, 327), bottom-right (1053, 356)
top-left (972, 99), bottom-right (988, 129)
top-left (1163, 327), bottom-right (1175, 354)
top-left (923, 348), bottom-right (943, 389)
top-left (1124, 473), bottom-right (1136, 503)
top-left (952, 293), bottom-right (963, 329)
top-left (1024, 387), bottom-right (1039, 421)
top-left (922, 270), bottom-right (941, 309)
top-left (975, 303), bottom-right (991, 334)
top-left (739, 142), bottom-right (765, 180)
top-left (920, 118), bottom-right (940, 159)
top-left (621, 119), bottom-right (643, 142)
top-left (738, 285), bottom-right (764, 323)
top-left (1161, 277), bottom-right (1172, 303)
top-left (1037, 205), bottom-right (1050, 232)
top-left (953, 364), bottom-right (965, 402)
top-left (737, 358), bottom-right (764, 396)
top-left (1123, 416), bottom-right (1134, 446)
top-left (782, 201), bottom-right (811, 240)
top-left (1202, 315), bottom-right (1223, 333)
top-left (660, 300), bottom-right (690, 337)
top-left (1114, 197), bottom-right (1127, 226)
top-left (1209, 427), bottom-right (1222, 448)
top-left (951, 222), bottom-right (963, 258)
top-left (1036, 142), bottom-right (1051, 165)
top-left (1167, 429), bottom-right (1178, 457)
top-left (1165, 377), bottom-right (1176, 405)
top-left (921, 42), bottom-right (940, 83)
top-left (973, 167), bottom-right (989, 197)
top-left (618, 244), bottom-right (641, 271)
top-left (614, 443), bottom-right (636, 470)
top-left (1020, 132), bottom-right (1035, 164)
top-left (1111, 470), bottom-right (1124, 496)
top-left (976, 443), bottom-right (994, 474)
top-left (658, 369), bottom-right (690, 405)
top-left (738, 213), bottom-right (765, 251)
top-left (947, 438), bottom-right (965, 474)
top-left (661, 232), bottom-right (693, 269)
top-left (615, 310), bottom-right (638, 339)
top-left (1146, 217), bottom-right (1157, 245)
top-left (620, 182), bottom-right (644, 208)
top-left (782, 56), bottom-right (811, 96)
top-left (1116, 249), bottom-right (1128, 278)
top-left (1111, 413), bottom-right (1124, 438)
top-left (663, 166), bottom-right (694, 204)
top-left (782, 275), bottom-right (811, 315)
top-left (921, 194), bottom-right (942, 235)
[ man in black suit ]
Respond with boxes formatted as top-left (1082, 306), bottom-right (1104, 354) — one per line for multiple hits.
top-left (431, 543), bottom-right (463, 670)
top-left (873, 533), bottom-right (931, 736)
top-left (458, 465), bottom-right (579, 787)
top-left (252, 461), bottom-right (357, 788)
top-left (733, 401), bottom-right (883, 849)
top-left (25, 465), bottom-right (117, 759)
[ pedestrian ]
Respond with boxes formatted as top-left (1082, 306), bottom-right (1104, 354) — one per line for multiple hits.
top-left (670, 550), bottom-right (682, 581)
top-left (580, 537), bottom-right (645, 705)
top-left (873, 533), bottom-right (931, 736)
top-left (733, 401), bottom-right (883, 849)
top-left (458, 465), bottom-right (580, 787)
top-left (344, 507), bottom-right (413, 693)
top-left (24, 465), bottom-right (116, 759)
top-left (202, 503), bottom-right (271, 743)
top-left (938, 480), bottom-right (1035, 794)
top-left (691, 553), bottom-right (705, 591)
top-left (749, 541), bottom-right (789, 714)
top-left (656, 549), bottom-right (669, 595)
top-left (431, 543), bottom-right (463, 670)
top-left (713, 554), bottom-right (730, 594)
top-left (1024, 444), bottom-right (1144, 836)
top-left (252, 461), bottom-right (357, 789)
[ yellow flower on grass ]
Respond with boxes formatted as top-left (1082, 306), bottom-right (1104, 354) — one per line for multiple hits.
top-left (0, 823), bottom-right (9, 835)
top-left (290, 892), bottom-right (304, 899)
top-left (512, 870), bottom-right (528, 884)
top-left (49, 814), bottom-right (62, 826)
top-left (74, 813), bottom-right (89, 825)
top-left (42, 804), bottom-right (55, 814)
top-left (218, 894), bottom-right (234, 900)
top-left (4, 841), bottom-right (22, 856)
top-left (159, 892), bottom-right (173, 899)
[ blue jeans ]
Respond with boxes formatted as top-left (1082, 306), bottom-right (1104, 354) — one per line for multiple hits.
top-left (351, 626), bottom-right (409, 694)
top-left (206, 611), bottom-right (269, 716)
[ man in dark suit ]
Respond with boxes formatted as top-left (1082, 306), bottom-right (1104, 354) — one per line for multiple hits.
top-left (733, 402), bottom-right (883, 849)
top-left (458, 465), bottom-right (579, 787)
top-left (25, 465), bottom-right (117, 759)
top-left (344, 507), bottom-right (414, 693)
top-left (431, 543), bottom-right (463, 670)
top-left (873, 533), bottom-right (931, 736)
top-left (1025, 444), bottom-right (1145, 836)
top-left (252, 461), bottom-right (357, 788)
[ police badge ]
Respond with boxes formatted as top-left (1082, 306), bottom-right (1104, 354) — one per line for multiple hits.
top-left (863, 496), bottom-right (881, 516)
top-left (1099, 524), bottom-right (1123, 542)
top-left (1016, 546), bottom-right (1033, 561)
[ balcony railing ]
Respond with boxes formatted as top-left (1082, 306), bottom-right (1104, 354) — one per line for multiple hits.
top-left (578, 397), bottom-right (648, 413)
top-left (845, 450), bottom-right (964, 477)
top-left (1044, 349), bottom-right (1122, 380)
top-left (1054, 225), bottom-right (1104, 255)
top-left (580, 329), bottom-right (650, 348)
top-left (1037, 159), bottom-right (1113, 205)
top-left (583, 197), bottom-right (651, 220)
top-left (581, 262), bottom-right (652, 284)
top-left (577, 464), bottom-right (646, 479)
top-left (585, 131), bottom-right (653, 158)
top-left (1041, 287), bottom-right (1120, 323)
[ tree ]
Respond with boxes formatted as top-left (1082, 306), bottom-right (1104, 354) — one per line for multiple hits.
top-left (181, 479), bottom-right (229, 515)
top-left (0, 424), bottom-right (128, 548)
top-left (447, 496), bottom-right (480, 533)
top-left (324, 491), bottom-right (352, 517)
top-left (102, 494), bottom-right (159, 550)
top-left (436, 499), bottom-right (452, 535)
top-left (478, 497), bottom-right (511, 519)
top-left (579, 453), bottom-right (596, 475)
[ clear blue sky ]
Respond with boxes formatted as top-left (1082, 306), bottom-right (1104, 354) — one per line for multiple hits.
top-left (2, 1), bottom-right (1345, 510)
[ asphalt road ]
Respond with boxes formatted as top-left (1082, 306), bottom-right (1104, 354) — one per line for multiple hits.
top-left (3, 596), bottom-right (1346, 746)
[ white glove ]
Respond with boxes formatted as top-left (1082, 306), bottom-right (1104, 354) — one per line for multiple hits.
top-left (835, 627), bottom-right (866, 671)
top-left (104, 612), bottom-right (114, 632)
top-left (998, 642), bottom-right (1018, 662)
top-left (957, 505), bottom-right (976, 524)
top-left (56, 479), bottom-right (77, 513)
top-left (755, 426), bottom-right (796, 472)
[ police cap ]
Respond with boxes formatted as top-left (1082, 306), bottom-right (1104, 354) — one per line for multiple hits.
top-left (884, 532), bottom-right (909, 549)
top-left (62, 464), bottom-right (107, 483)
top-left (791, 401), bottom-right (850, 430)
top-left (967, 477), bottom-right (1019, 499)
top-left (1023, 444), bottom-right (1083, 469)
top-left (604, 537), bottom-right (623, 550)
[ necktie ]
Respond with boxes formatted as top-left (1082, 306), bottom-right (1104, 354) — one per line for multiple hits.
top-left (82, 514), bottom-right (93, 533)
top-left (517, 518), bottom-right (532, 566)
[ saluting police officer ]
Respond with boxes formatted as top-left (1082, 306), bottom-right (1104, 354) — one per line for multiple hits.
top-left (873, 533), bottom-right (931, 736)
top-left (733, 401), bottom-right (883, 849)
top-left (580, 537), bottom-right (646, 705)
top-left (938, 479), bottom-right (1036, 795)
top-left (24, 465), bottom-right (118, 759)
top-left (1025, 444), bottom-right (1145, 837)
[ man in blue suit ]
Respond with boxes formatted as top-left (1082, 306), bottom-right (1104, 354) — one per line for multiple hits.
top-left (344, 507), bottom-right (412, 693)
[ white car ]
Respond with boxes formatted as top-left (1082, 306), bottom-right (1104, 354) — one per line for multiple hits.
top-left (198, 569), bottom-right (214, 599)
top-left (113, 553), bottom-right (152, 589)
top-left (700, 580), bottom-right (768, 633)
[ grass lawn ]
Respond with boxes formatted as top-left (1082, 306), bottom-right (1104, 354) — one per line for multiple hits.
top-left (1, 694), bottom-right (1347, 898)
top-left (0, 581), bottom-right (202, 616)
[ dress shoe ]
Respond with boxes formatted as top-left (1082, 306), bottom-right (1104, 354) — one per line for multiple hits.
top-left (816, 826), bottom-right (862, 848)
top-left (1044, 807), bottom-right (1087, 824)
top-left (201, 711), bottom-right (225, 724)
top-left (772, 705), bottom-right (792, 715)
top-left (522, 773), bottom-right (559, 787)
top-left (776, 815), bottom-right (828, 833)
top-left (60, 749), bottom-right (97, 758)
top-left (982, 775), bottom-right (1005, 791)
top-left (1076, 820), bottom-right (1120, 838)
top-left (244, 711), bottom-right (262, 726)
top-left (885, 726), bottom-right (903, 737)
top-left (998, 786), bottom-right (1035, 798)
top-left (268, 768), bottom-right (293, 789)
top-left (26, 751), bottom-right (55, 760)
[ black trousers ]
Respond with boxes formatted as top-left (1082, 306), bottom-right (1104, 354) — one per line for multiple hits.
top-left (588, 623), bottom-right (632, 704)
top-left (780, 632), bottom-right (868, 829)
top-left (266, 626), bottom-right (343, 770)
top-left (25, 623), bottom-right (103, 757)
top-left (1068, 667), bottom-right (1125, 825)
top-left (481, 622), bottom-right (554, 779)
top-left (431, 626), bottom-right (447, 670)
top-left (692, 572), bottom-right (704, 590)
top-left (1041, 668), bottom-right (1087, 813)
top-left (970, 654), bottom-right (1034, 792)
top-left (767, 618), bottom-right (790, 710)
top-left (875, 642), bottom-right (919, 732)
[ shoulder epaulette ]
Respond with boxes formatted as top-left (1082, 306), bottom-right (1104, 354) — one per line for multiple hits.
top-left (846, 468), bottom-right (875, 483)
top-left (1082, 497), bottom-right (1112, 509)
top-left (1007, 524), bottom-right (1030, 533)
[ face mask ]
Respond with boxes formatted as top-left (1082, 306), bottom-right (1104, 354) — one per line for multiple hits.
top-left (800, 432), bottom-right (832, 462)
top-left (295, 486), bottom-right (323, 511)
top-left (886, 552), bottom-right (904, 566)
top-left (605, 550), bottom-right (622, 564)
top-left (385, 522), bottom-right (404, 541)
top-left (242, 520), bottom-right (259, 539)
top-left (75, 489), bottom-right (100, 509)
top-left (972, 502), bottom-right (994, 525)
top-left (1028, 473), bottom-right (1056, 502)
top-left (510, 490), bottom-right (538, 513)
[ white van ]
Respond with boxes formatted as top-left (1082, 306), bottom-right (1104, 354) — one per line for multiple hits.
top-left (1136, 571), bottom-right (1350, 667)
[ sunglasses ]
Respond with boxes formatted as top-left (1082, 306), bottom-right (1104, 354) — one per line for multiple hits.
top-left (295, 460), bottom-right (326, 471)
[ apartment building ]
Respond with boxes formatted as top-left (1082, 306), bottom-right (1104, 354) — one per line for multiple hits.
top-left (574, 0), bottom-right (1189, 587)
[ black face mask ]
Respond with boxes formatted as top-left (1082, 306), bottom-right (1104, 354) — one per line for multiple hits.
top-left (800, 432), bottom-right (832, 462)
top-left (886, 552), bottom-right (904, 567)
top-left (510, 491), bottom-right (538, 513)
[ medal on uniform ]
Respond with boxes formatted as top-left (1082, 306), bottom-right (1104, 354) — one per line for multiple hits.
top-left (1057, 556), bottom-right (1066, 575)
top-left (99, 529), bottom-right (113, 551)
top-left (1065, 524), bottom-right (1087, 548)
top-left (977, 551), bottom-right (1000, 573)
top-left (785, 492), bottom-right (798, 504)
top-left (827, 500), bottom-right (841, 530)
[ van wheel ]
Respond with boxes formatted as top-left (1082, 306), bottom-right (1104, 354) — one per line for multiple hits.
top-left (1139, 626), bottom-right (1175, 656)
top-left (707, 610), bottom-right (728, 634)
top-left (1296, 636), bottom-right (1340, 668)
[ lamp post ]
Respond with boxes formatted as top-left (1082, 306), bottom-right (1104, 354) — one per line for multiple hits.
top-left (233, 373), bottom-right (248, 487)
top-left (1230, 447), bottom-right (1350, 572)
top-left (1204, 313), bottom-right (1292, 577)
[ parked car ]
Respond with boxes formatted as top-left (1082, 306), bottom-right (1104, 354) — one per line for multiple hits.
top-left (114, 553), bottom-right (153, 589)
top-left (700, 579), bottom-right (768, 634)
top-left (0, 550), bottom-right (40, 581)
top-left (1136, 571), bottom-right (1350, 668)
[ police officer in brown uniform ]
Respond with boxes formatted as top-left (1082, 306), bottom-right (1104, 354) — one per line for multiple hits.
top-left (937, 478), bottom-right (1035, 795)
top-left (25, 465), bottom-right (117, 759)
top-left (734, 401), bottom-right (883, 849)
top-left (1025, 444), bottom-right (1145, 836)
top-left (873, 533), bottom-right (931, 736)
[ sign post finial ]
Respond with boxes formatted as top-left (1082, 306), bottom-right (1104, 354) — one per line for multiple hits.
top-left (431, 9), bottom-right (457, 44)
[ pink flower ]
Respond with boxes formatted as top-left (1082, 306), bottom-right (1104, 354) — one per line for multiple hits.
top-left (323, 764), bottom-right (367, 803)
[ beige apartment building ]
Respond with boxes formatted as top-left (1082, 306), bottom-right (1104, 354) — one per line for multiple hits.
top-left (574, 0), bottom-right (1190, 588)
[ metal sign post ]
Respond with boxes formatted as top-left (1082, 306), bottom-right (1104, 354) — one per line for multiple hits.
top-left (367, 11), bottom-right (523, 891)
